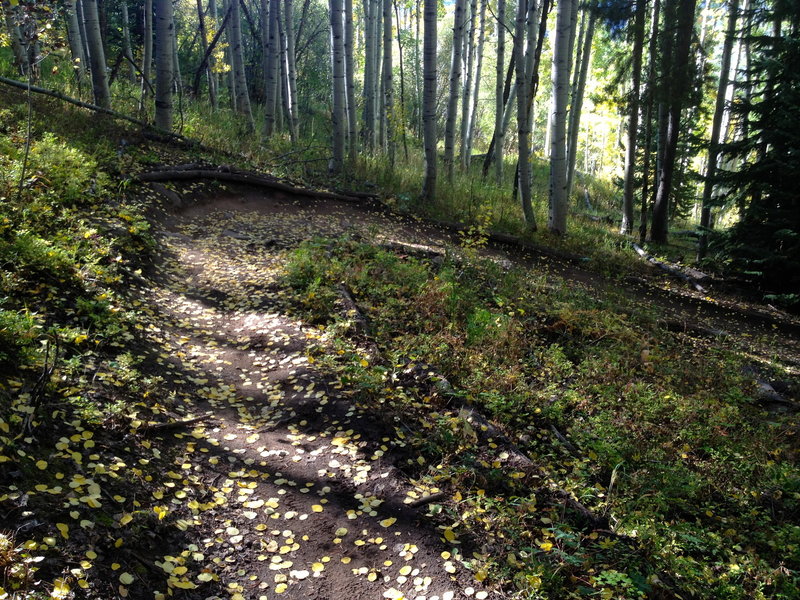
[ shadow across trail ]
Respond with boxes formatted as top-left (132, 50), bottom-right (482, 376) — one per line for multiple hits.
top-left (131, 195), bottom-right (493, 600)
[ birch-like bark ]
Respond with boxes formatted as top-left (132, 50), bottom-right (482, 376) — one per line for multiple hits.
top-left (265, 0), bottom-right (279, 135)
top-left (197, 0), bottom-right (217, 106)
top-left (121, 2), bottom-right (136, 82)
top-left (382, 0), bottom-right (394, 163)
top-left (140, 0), bottom-right (153, 109)
top-left (566, 12), bottom-right (594, 200)
top-left (443, 0), bottom-right (467, 180)
top-left (207, 0), bottom-right (219, 108)
top-left (459, 0), bottom-right (477, 167)
top-left (329, 0), bottom-right (346, 171)
top-left (77, 0), bottom-right (91, 73)
top-left (64, 0), bottom-right (86, 75)
top-left (172, 22), bottom-right (183, 91)
top-left (363, 0), bottom-right (377, 148)
top-left (345, 0), bottom-right (358, 159)
top-left (223, 0), bottom-right (237, 109)
top-left (230, 0), bottom-right (255, 130)
top-left (548, 0), bottom-right (574, 234)
top-left (83, 0), bottom-right (111, 108)
top-left (464, 0), bottom-right (487, 168)
top-left (515, 0), bottom-right (534, 229)
top-left (493, 0), bottom-right (506, 182)
top-left (422, 0), bottom-right (437, 200)
top-left (154, 0), bottom-right (174, 128)
top-left (284, 0), bottom-right (299, 138)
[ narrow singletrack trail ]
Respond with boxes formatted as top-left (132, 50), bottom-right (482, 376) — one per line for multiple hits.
top-left (133, 192), bottom-right (494, 599)
top-left (130, 187), bottom-right (798, 599)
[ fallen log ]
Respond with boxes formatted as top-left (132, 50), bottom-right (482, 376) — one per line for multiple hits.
top-left (137, 168), bottom-right (369, 204)
top-left (632, 243), bottom-right (708, 293)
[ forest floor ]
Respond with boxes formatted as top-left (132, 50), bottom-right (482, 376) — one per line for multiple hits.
top-left (2, 88), bottom-right (799, 600)
top-left (116, 182), bottom-right (798, 599)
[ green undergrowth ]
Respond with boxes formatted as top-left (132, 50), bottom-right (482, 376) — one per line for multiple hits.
top-left (283, 237), bottom-right (800, 599)
top-left (0, 92), bottom-right (207, 599)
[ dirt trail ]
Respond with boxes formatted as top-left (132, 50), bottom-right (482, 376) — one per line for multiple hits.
top-left (137, 191), bottom-right (496, 600)
top-left (135, 187), bottom-right (798, 599)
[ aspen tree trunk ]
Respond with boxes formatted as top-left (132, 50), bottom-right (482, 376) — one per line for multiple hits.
top-left (140, 0), bottom-right (153, 109)
top-left (651, 0), bottom-right (696, 243)
top-left (172, 24), bottom-right (183, 91)
top-left (494, 0), bottom-right (506, 183)
top-left (620, 0), bottom-right (645, 234)
top-left (443, 0), bottom-right (467, 180)
top-left (464, 0), bottom-right (487, 168)
top-left (65, 0), bottom-right (86, 75)
top-left (207, 0), bottom-right (219, 108)
top-left (698, 0), bottom-right (739, 258)
top-left (275, 49), bottom-right (284, 131)
top-left (154, 0), bottom-right (174, 128)
top-left (345, 0), bottom-right (358, 159)
top-left (548, 0), bottom-right (574, 234)
top-left (121, 2), bottom-right (136, 82)
top-left (260, 0), bottom-right (269, 100)
top-left (566, 12), bottom-right (594, 200)
top-left (422, 0), bottom-right (437, 200)
top-left (284, 0), bottom-right (299, 138)
top-left (223, 0), bottom-right (237, 109)
top-left (515, 0), bottom-right (536, 229)
top-left (230, 0), bottom-right (255, 130)
top-left (394, 0), bottom-right (410, 159)
top-left (277, 5), bottom-right (292, 131)
top-left (1, 0), bottom-right (28, 76)
top-left (363, 0), bottom-right (376, 149)
top-left (83, 0), bottom-right (111, 108)
top-left (382, 0), bottom-right (394, 163)
top-left (329, 0), bottom-right (346, 172)
top-left (375, 0), bottom-right (385, 147)
top-left (459, 0), bottom-right (477, 168)
top-left (197, 0), bottom-right (217, 106)
top-left (414, 0), bottom-right (422, 137)
top-left (639, 0), bottom-right (660, 242)
top-left (77, 0), bottom-right (92, 72)
top-left (264, 0), bottom-right (280, 135)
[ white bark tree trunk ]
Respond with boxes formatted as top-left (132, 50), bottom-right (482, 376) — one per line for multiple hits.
top-left (493, 0), bottom-right (506, 183)
top-left (422, 0), bottom-right (437, 199)
top-left (329, 0), bottom-right (346, 171)
top-left (83, 0), bottom-right (111, 108)
top-left (230, 0), bottom-right (255, 130)
top-left (345, 0), bottom-right (358, 159)
top-left (443, 0), bottom-right (466, 180)
top-left (516, 0), bottom-right (539, 230)
top-left (459, 0), bottom-right (477, 168)
top-left (566, 12), bottom-right (594, 201)
top-left (121, 2), bottom-right (136, 83)
top-left (64, 0), bottom-right (86, 75)
top-left (265, 0), bottom-right (280, 135)
top-left (464, 0), bottom-right (487, 168)
top-left (382, 0), bottom-right (394, 163)
top-left (548, 0), bottom-right (573, 234)
top-left (154, 0), bottom-right (174, 128)
top-left (284, 0), bottom-right (300, 138)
